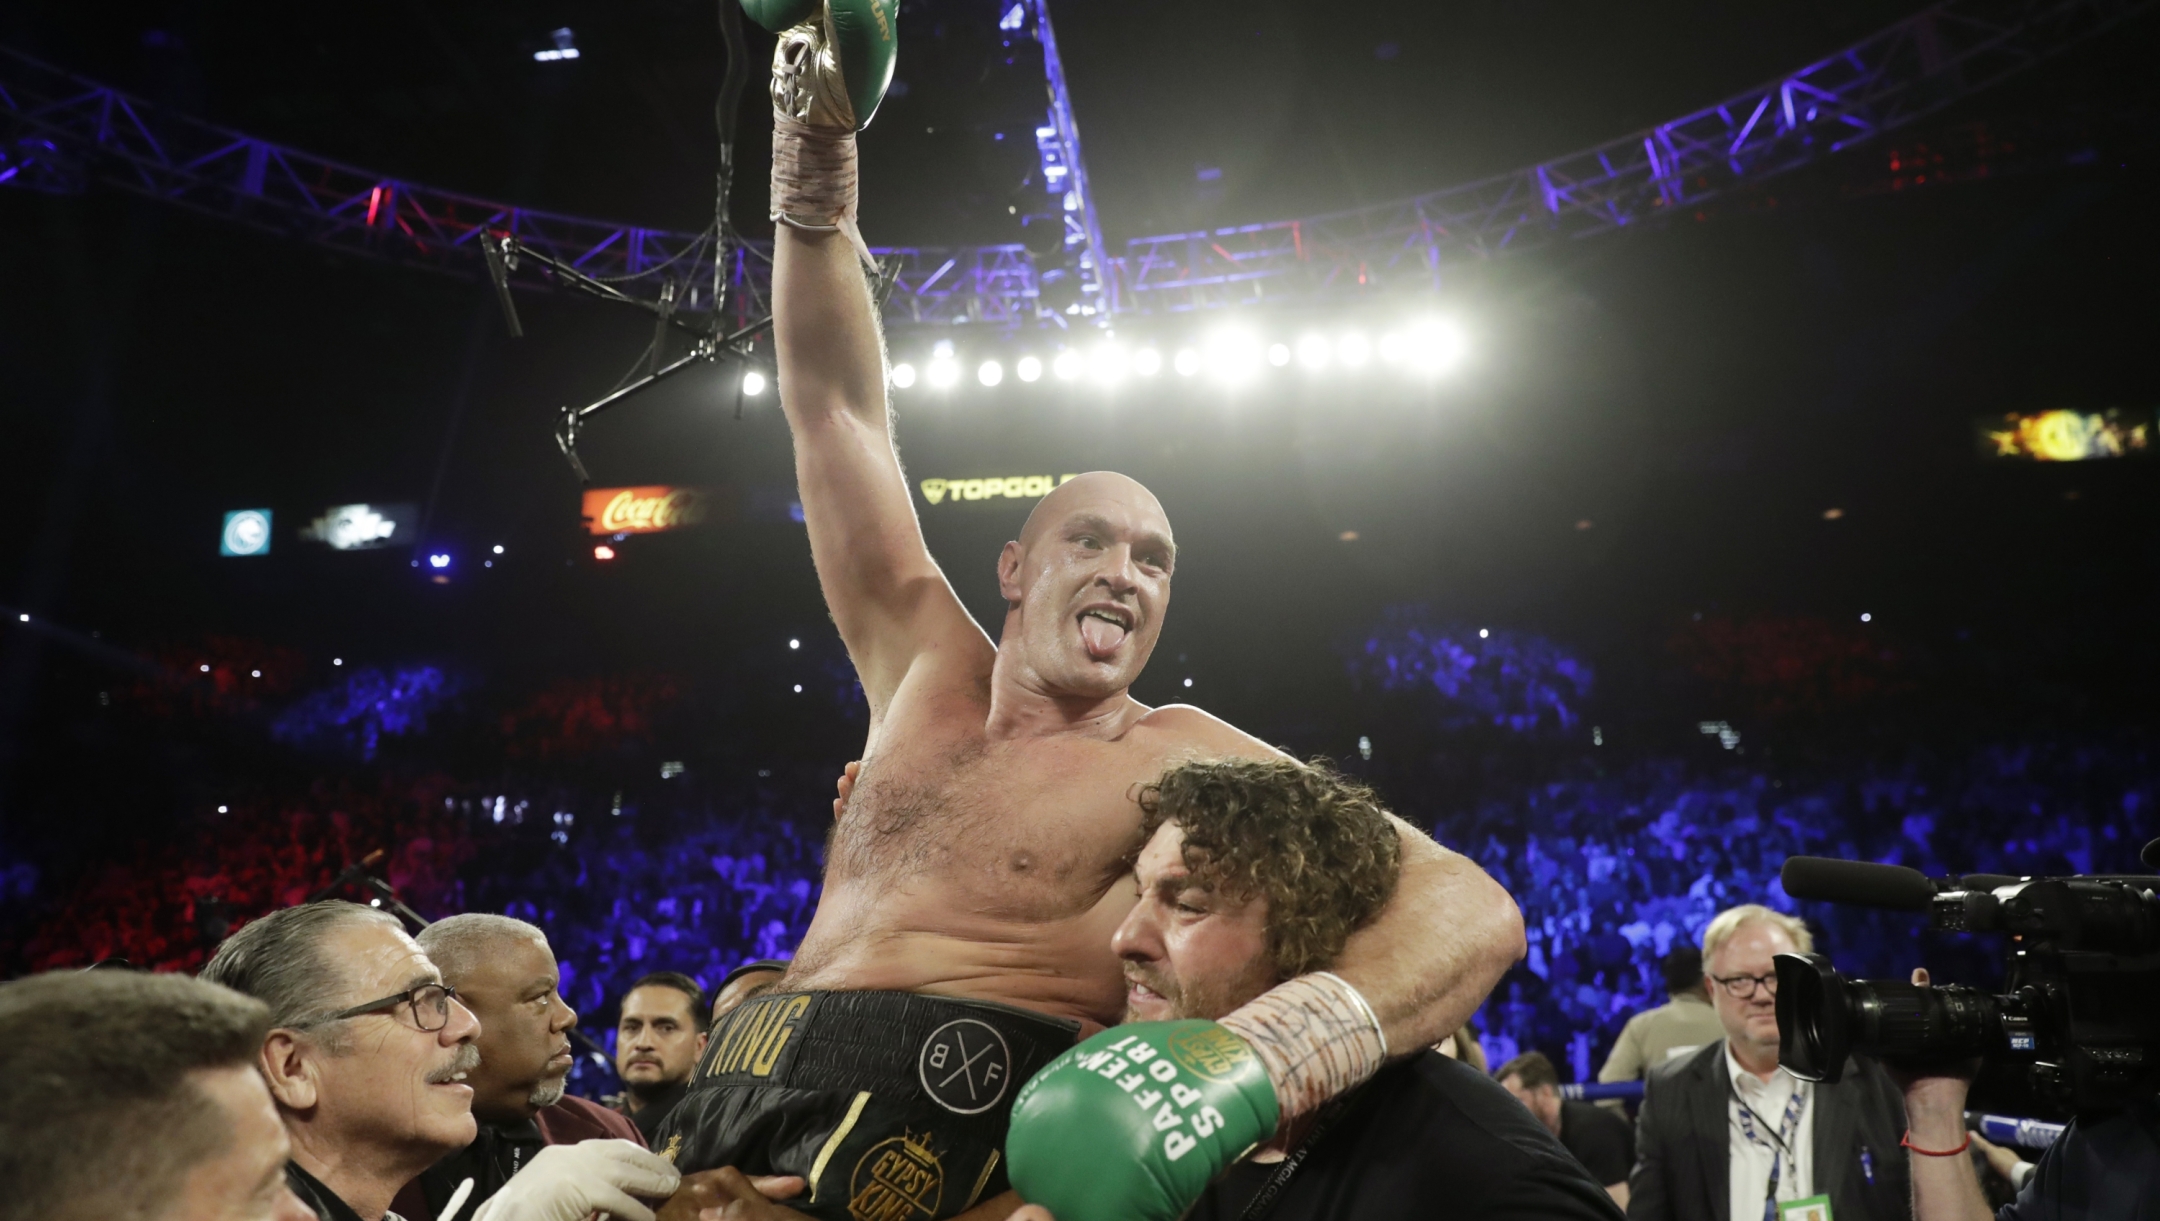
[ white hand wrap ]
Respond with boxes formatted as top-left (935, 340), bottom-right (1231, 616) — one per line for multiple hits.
top-left (771, 119), bottom-right (875, 270)
top-left (1218, 971), bottom-right (1388, 1130)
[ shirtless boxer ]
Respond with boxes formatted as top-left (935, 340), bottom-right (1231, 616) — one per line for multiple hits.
top-left (655, 5), bottom-right (1525, 1218)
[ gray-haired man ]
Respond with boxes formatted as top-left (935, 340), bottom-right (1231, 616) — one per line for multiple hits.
top-left (205, 902), bottom-right (681, 1221)
top-left (201, 901), bottom-right (491, 1221)
top-left (0, 968), bottom-right (316, 1221)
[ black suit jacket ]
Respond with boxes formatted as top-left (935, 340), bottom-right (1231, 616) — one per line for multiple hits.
top-left (1627, 1040), bottom-right (1910, 1221)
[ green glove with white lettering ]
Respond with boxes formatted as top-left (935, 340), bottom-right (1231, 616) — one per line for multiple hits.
top-left (1006, 1022), bottom-right (1281, 1221)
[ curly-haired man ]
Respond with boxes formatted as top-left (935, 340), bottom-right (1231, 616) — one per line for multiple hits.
top-left (1029, 758), bottom-right (1619, 1221)
top-left (1116, 758), bottom-right (1404, 1023)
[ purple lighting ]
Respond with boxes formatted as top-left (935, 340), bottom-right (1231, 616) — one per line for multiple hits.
top-left (270, 666), bottom-right (461, 760)
top-left (1352, 608), bottom-right (1593, 735)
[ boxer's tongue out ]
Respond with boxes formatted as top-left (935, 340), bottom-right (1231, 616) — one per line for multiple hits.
top-left (1079, 610), bottom-right (1129, 659)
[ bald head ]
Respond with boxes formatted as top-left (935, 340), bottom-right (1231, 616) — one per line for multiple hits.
top-left (997, 471), bottom-right (1177, 700)
top-left (1017, 472), bottom-right (1173, 557)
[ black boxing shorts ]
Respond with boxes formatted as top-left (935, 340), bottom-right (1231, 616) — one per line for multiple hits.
top-left (653, 989), bottom-right (1080, 1221)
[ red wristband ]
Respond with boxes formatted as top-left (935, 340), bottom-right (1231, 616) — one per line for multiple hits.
top-left (1901, 1129), bottom-right (1973, 1157)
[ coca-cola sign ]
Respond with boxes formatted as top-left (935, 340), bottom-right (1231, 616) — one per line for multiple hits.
top-left (581, 486), bottom-right (713, 536)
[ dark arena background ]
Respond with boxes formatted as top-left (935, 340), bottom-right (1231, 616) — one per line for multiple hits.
top-left (3, 0), bottom-right (2158, 1108)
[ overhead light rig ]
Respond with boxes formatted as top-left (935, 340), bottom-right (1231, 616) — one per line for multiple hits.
top-left (3, 0), bottom-right (2138, 328)
top-left (0, 0), bottom-right (2147, 473)
top-left (486, 0), bottom-right (771, 482)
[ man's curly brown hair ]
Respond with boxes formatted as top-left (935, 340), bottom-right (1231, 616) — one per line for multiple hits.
top-left (1137, 758), bottom-right (1402, 979)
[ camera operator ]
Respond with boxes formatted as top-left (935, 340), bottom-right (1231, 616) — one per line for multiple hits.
top-left (1896, 968), bottom-right (2160, 1221)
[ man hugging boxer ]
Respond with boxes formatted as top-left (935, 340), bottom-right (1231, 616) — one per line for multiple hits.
top-left (655, 3), bottom-right (1524, 1220)
top-left (674, 761), bottom-right (1607, 1221)
top-left (1005, 759), bottom-right (1619, 1221)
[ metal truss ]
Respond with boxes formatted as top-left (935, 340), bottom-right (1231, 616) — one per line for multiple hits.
top-left (1025, 0), bottom-right (1114, 320)
top-left (1111, 0), bottom-right (2153, 313)
top-left (2, 0), bottom-right (2148, 331)
top-left (0, 46), bottom-right (1036, 332)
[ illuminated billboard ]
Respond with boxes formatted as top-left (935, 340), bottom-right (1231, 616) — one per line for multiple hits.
top-left (220, 509), bottom-right (272, 557)
top-left (299, 503), bottom-right (418, 550)
top-left (918, 474), bottom-right (1079, 506)
top-left (581, 486), bottom-right (714, 536)
top-left (1978, 409), bottom-right (2151, 462)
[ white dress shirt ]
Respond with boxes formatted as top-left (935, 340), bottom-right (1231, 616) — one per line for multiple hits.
top-left (1725, 1042), bottom-right (1816, 1221)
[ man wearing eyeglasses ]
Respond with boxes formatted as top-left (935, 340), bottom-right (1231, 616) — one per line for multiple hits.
top-left (205, 903), bottom-right (682, 1221)
top-left (1627, 904), bottom-right (1911, 1221)
top-left (201, 901), bottom-right (492, 1221)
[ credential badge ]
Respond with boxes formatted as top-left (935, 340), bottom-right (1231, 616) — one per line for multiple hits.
top-left (918, 1018), bottom-right (1012, 1115)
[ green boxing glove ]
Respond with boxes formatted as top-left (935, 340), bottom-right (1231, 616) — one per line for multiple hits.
top-left (748, 0), bottom-right (898, 131)
top-left (740, 0), bottom-right (819, 31)
top-left (1006, 1022), bottom-right (1280, 1221)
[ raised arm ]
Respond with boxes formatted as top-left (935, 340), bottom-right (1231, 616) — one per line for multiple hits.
top-left (1330, 817), bottom-right (1525, 1052)
top-left (758, 0), bottom-right (989, 716)
top-left (773, 228), bottom-right (988, 713)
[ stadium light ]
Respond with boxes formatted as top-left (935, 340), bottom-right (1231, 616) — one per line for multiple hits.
top-left (1052, 350), bottom-right (1084, 381)
top-left (1090, 341), bottom-right (1128, 384)
top-left (1405, 318), bottom-right (1467, 374)
top-left (892, 362), bottom-right (918, 389)
top-left (1017, 355), bottom-right (1043, 383)
top-left (978, 359), bottom-right (1004, 387)
top-left (1267, 343), bottom-right (1292, 367)
top-left (1133, 347), bottom-right (1162, 376)
top-left (742, 370), bottom-right (768, 397)
top-left (1337, 332), bottom-right (1372, 368)
top-left (427, 553), bottom-right (451, 570)
top-left (1173, 348), bottom-right (1201, 377)
top-left (1205, 328), bottom-right (1263, 382)
top-left (1296, 335), bottom-right (1330, 369)
top-left (535, 28), bottom-right (580, 61)
top-left (927, 356), bottom-right (960, 388)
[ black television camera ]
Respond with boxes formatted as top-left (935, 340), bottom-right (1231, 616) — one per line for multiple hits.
top-left (1771, 847), bottom-right (2160, 1113)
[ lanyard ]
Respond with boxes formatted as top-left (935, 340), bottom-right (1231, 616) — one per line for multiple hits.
top-left (1238, 1098), bottom-right (1350, 1221)
top-left (1732, 1078), bottom-right (1807, 1221)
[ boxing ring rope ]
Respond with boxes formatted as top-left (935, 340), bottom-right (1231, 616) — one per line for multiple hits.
top-left (1555, 1081), bottom-right (2068, 1152)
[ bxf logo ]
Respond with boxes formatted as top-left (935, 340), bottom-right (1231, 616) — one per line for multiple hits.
top-left (917, 1019), bottom-right (1012, 1114)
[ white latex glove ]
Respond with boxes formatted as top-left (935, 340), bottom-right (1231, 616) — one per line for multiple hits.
top-left (470, 1139), bottom-right (682, 1221)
